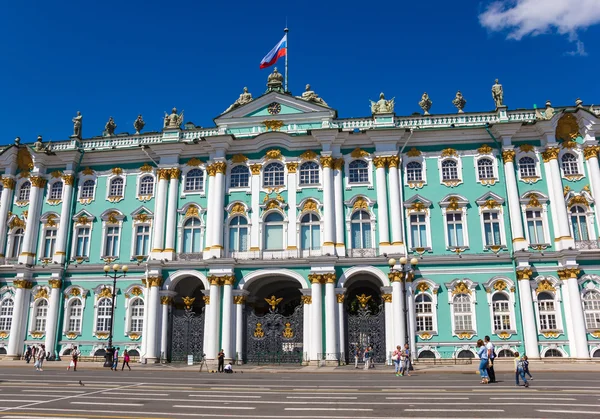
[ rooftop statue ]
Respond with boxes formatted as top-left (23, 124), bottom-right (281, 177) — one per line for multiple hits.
top-left (492, 79), bottom-right (504, 108)
top-left (72, 111), bottom-right (83, 139)
top-left (33, 135), bottom-right (44, 152)
top-left (452, 91), bottom-right (467, 113)
top-left (536, 100), bottom-right (555, 120)
top-left (298, 84), bottom-right (328, 107)
top-left (370, 92), bottom-right (395, 114)
top-left (266, 67), bottom-right (284, 93)
top-left (224, 87), bottom-right (254, 113)
top-left (419, 92), bottom-right (432, 115)
top-left (104, 116), bottom-right (117, 136)
top-left (164, 107), bottom-right (184, 129)
top-left (134, 114), bottom-right (145, 134)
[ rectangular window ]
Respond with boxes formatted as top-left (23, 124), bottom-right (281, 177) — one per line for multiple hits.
top-left (104, 226), bottom-right (120, 257)
top-left (265, 225), bottom-right (283, 250)
top-left (446, 213), bottom-right (464, 247)
top-left (43, 229), bottom-right (57, 258)
top-left (229, 227), bottom-right (248, 252)
top-left (585, 312), bottom-right (600, 329)
top-left (416, 316), bottom-right (433, 332)
top-left (76, 227), bottom-right (90, 257)
top-left (410, 214), bottom-right (428, 248)
top-left (483, 212), bottom-right (502, 246)
top-left (526, 210), bottom-right (545, 244)
top-left (135, 225), bottom-right (150, 256)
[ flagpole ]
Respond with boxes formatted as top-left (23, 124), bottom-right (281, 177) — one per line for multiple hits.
top-left (284, 27), bottom-right (289, 92)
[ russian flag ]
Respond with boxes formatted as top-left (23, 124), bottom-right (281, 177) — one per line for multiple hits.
top-left (259, 34), bottom-right (287, 69)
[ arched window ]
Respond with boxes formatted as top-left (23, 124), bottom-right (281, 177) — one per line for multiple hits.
top-left (492, 293), bottom-right (511, 331)
top-left (43, 227), bottom-right (57, 258)
top-left (230, 165), bottom-right (250, 188)
top-left (594, 349), bottom-right (600, 358)
top-left (10, 228), bottom-right (24, 259)
top-left (477, 158), bottom-right (494, 179)
top-left (406, 161), bottom-right (423, 182)
top-left (497, 349), bottom-right (514, 358)
top-left (104, 226), bottom-right (120, 257)
top-left (570, 206), bottom-right (589, 241)
top-left (410, 213), bottom-right (428, 248)
top-left (139, 175), bottom-right (154, 196)
top-left (453, 294), bottom-right (473, 332)
top-left (130, 299), bottom-right (144, 333)
top-left (263, 162), bottom-right (285, 187)
top-left (544, 349), bottom-right (563, 357)
top-left (128, 349), bottom-right (140, 357)
top-left (441, 160), bottom-right (459, 181)
top-left (519, 157), bottom-right (537, 178)
top-left (185, 169), bottom-right (204, 192)
top-left (182, 217), bottom-right (202, 253)
top-left (348, 160), bottom-right (369, 184)
top-left (263, 212), bottom-right (284, 250)
top-left (299, 161), bottom-right (320, 185)
top-left (67, 299), bottom-right (83, 332)
top-left (300, 213), bottom-right (320, 251)
top-left (561, 153), bottom-right (579, 175)
top-left (18, 181), bottom-right (31, 201)
top-left (80, 179), bottom-right (95, 199)
top-left (537, 292), bottom-right (557, 331)
top-left (34, 299), bottom-right (48, 331)
top-left (96, 298), bottom-right (112, 332)
top-left (457, 350), bottom-right (474, 359)
top-left (93, 348), bottom-right (106, 357)
top-left (526, 209), bottom-right (546, 245)
top-left (415, 294), bottom-right (434, 332)
top-left (583, 290), bottom-right (600, 330)
top-left (0, 299), bottom-right (14, 331)
top-left (49, 181), bottom-right (63, 200)
top-left (109, 177), bottom-right (124, 197)
top-left (228, 216), bottom-right (248, 252)
top-left (350, 211), bottom-right (371, 249)
top-left (418, 350), bottom-right (436, 359)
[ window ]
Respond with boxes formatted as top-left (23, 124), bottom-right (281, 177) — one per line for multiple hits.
top-left (96, 298), bottom-right (112, 332)
top-left (68, 299), bottom-right (83, 332)
top-left (483, 212), bottom-right (502, 246)
top-left (130, 299), bottom-right (144, 333)
top-left (453, 294), bottom-right (473, 331)
top-left (18, 181), bottom-right (31, 201)
top-left (0, 299), bottom-right (13, 331)
top-left (571, 206), bottom-right (589, 241)
top-left (139, 175), bottom-right (154, 196)
top-left (492, 293), bottom-right (511, 331)
top-left (80, 179), bottom-right (95, 199)
top-left (446, 213), bottom-right (464, 247)
top-left (300, 213), bottom-right (320, 250)
top-left (182, 217), bottom-right (202, 253)
top-left (104, 226), bottom-right (120, 257)
top-left (477, 158), bottom-right (494, 179)
top-left (49, 182), bottom-right (63, 200)
top-left (457, 350), bottom-right (474, 359)
top-left (410, 214), bottom-right (428, 248)
top-left (34, 299), bottom-right (48, 331)
top-left (10, 228), bottom-right (24, 259)
top-left (519, 157), bottom-right (537, 178)
top-left (441, 160), bottom-right (459, 181)
top-left (228, 216), bottom-right (248, 252)
top-left (263, 163), bottom-right (285, 187)
top-left (583, 290), bottom-right (600, 330)
top-left (418, 350), bottom-right (436, 359)
top-left (406, 161), bottom-right (423, 181)
top-left (75, 227), bottom-right (91, 257)
top-left (350, 211), bottom-right (371, 249)
top-left (561, 153), bottom-right (579, 175)
top-left (185, 169), bottom-right (204, 192)
top-left (498, 349), bottom-right (514, 358)
top-left (109, 177), bottom-right (124, 198)
top-left (299, 162), bottom-right (320, 185)
top-left (415, 294), bottom-right (434, 332)
top-left (134, 225), bottom-right (150, 256)
top-left (544, 349), bottom-right (563, 357)
top-left (43, 228), bottom-right (57, 258)
top-left (537, 292), bottom-right (557, 330)
top-left (264, 212), bottom-right (284, 250)
top-left (348, 160), bottom-right (369, 184)
top-left (230, 166), bottom-right (250, 188)
top-left (526, 209), bottom-right (546, 244)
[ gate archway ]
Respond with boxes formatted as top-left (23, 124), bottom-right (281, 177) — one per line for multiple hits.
top-left (169, 276), bottom-right (206, 362)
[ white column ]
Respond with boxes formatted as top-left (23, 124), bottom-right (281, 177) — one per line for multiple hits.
top-left (387, 157), bottom-right (404, 253)
top-left (209, 163), bottom-right (227, 258)
top-left (336, 290), bottom-right (345, 362)
top-left (202, 290), bottom-right (211, 358)
top-left (0, 177), bottom-right (16, 261)
top-left (301, 293), bottom-right (311, 363)
top-left (544, 147), bottom-right (573, 249)
top-left (7, 281), bottom-right (32, 358)
top-left (234, 295), bottom-right (246, 364)
top-left (502, 150), bottom-right (528, 251)
top-left (144, 277), bottom-right (161, 362)
top-left (320, 157), bottom-right (335, 254)
top-left (383, 289), bottom-right (394, 364)
top-left (309, 275), bottom-right (323, 362)
top-left (406, 282), bottom-right (417, 360)
top-left (206, 277), bottom-right (221, 360)
top-left (373, 157), bottom-right (390, 248)
top-left (287, 163), bottom-right (298, 253)
top-left (333, 159), bottom-right (346, 257)
top-left (390, 275), bottom-right (405, 347)
top-left (221, 276), bottom-right (234, 361)
top-left (53, 174), bottom-right (74, 264)
top-left (159, 296), bottom-right (172, 361)
top-left (44, 279), bottom-right (62, 358)
top-left (324, 274), bottom-right (338, 361)
top-left (517, 270), bottom-right (540, 358)
top-left (584, 146), bottom-right (600, 226)
top-left (151, 169), bottom-right (169, 257)
top-left (249, 164), bottom-right (261, 253)
top-left (163, 168), bottom-right (180, 259)
top-left (203, 173), bottom-right (216, 257)
top-left (18, 175), bottom-right (46, 265)
top-left (565, 270), bottom-right (589, 358)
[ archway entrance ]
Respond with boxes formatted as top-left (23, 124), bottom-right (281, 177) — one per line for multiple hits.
top-left (169, 277), bottom-right (206, 362)
top-left (344, 274), bottom-right (386, 364)
top-left (244, 276), bottom-right (303, 364)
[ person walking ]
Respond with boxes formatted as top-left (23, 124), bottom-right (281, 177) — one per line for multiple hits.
top-left (484, 336), bottom-right (496, 383)
top-left (363, 347), bottom-right (370, 370)
top-left (400, 343), bottom-right (411, 376)
top-left (476, 339), bottom-right (489, 384)
top-left (31, 346), bottom-right (37, 364)
top-left (111, 347), bottom-right (119, 371)
top-left (369, 346), bottom-right (375, 369)
top-left (392, 345), bottom-right (402, 376)
top-left (522, 355), bottom-right (533, 380)
top-left (24, 346), bottom-right (31, 363)
top-left (121, 349), bottom-right (131, 371)
top-left (514, 352), bottom-right (529, 387)
top-left (68, 346), bottom-right (80, 371)
top-left (354, 346), bottom-right (361, 369)
top-left (35, 345), bottom-right (46, 371)
top-left (217, 349), bottom-right (225, 373)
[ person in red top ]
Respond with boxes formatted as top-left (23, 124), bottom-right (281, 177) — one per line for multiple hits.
top-left (121, 349), bottom-right (131, 371)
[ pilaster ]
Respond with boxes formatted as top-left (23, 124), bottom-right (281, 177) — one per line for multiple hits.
top-left (373, 156), bottom-right (390, 251)
top-left (557, 267), bottom-right (589, 358)
top-left (0, 176), bottom-right (16, 262)
top-left (53, 172), bottom-right (74, 264)
top-left (18, 174), bottom-right (46, 265)
top-left (542, 146), bottom-right (573, 250)
top-left (7, 277), bottom-right (33, 358)
top-left (386, 156), bottom-right (405, 254)
top-left (333, 158), bottom-right (346, 256)
top-left (516, 267), bottom-right (540, 358)
top-left (163, 168), bottom-right (181, 260)
top-left (501, 148), bottom-right (528, 251)
top-left (320, 155), bottom-right (335, 255)
top-left (44, 276), bottom-right (62, 358)
top-left (150, 169), bottom-right (169, 259)
top-left (286, 162), bottom-right (298, 251)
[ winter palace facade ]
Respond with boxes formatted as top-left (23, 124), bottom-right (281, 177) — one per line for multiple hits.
top-left (1, 74), bottom-right (600, 364)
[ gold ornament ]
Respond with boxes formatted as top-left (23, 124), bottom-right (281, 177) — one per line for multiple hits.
top-left (160, 296), bottom-right (173, 305)
top-left (568, 195), bottom-right (589, 208)
top-left (157, 169), bottom-right (170, 180)
top-left (112, 167), bottom-right (123, 176)
top-left (34, 288), bottom-right (49, 300)
top-left (13, 280), bottom-right (32, 289)
top-left (98, 288), bottom-right (113, 298)
top-left (381, 293), bottom-right (392, 303)
top-left (81, 167), bottom-right (95, 176)
top-left (185, 205), bottom-right (199, 217)
top-left (17, 147), bottom-right (33, 171)
top-left (416, 283), bottom-right (429, 293)
top-left (231, 154), bottom-right (248, 163)
top-left (356, 293), bottom-right (372, 308)
top-left (1, 177), bottom-right (15, 189)
top-left (501, 150), bottom-right (516, 163)
top-left (478, 144), bottom-right (493, 154)
top-left (48, 279), bottom-right (61, 289)
top-left (182, 296), bottom-right (196, 310)
top-left (441, 148), bottom-right (458, 158)
top-left (387, 155), bottom-right (400, 168)
top-left (555, 113), bottom-right (580, 142)
top-left (230, 202), bottom-right (246, 215)
top-left (516, 268), bottom-right (533, 280)
top-left (202, 295), bottom-right (210, 305)
top-left (301, 199), bottom-right (318, 213)
top-left (263, 120), bottom-right (284, 131)
top-left (286, 162), bottom-right (298, 173)
top-left (282, 322), bottom-right (294, 338)
top-left (254, 322), bottom-right (265, 338)
top-left (300, 150), bottom-right (318, 160)
top-left (372, 156), bottom-right (388, 169)
top-left (265, 149), bottom-right (283, 160)
top-left (301, 295), bottom-right (313, 304)
top-left (186, 158), bottom-right (203, 167)
top-left (320, 156), bottom-right (334, 168)
top-left (419, 333), bottom-right (432, 340)
top-left (542, 331), bottom-right (560, 339)
top-left (406, 147), bottom-right (421, 157)
top-left (447, 196), bottom-right (460, 211)
top-left (542, 147), bottom-right (560, 162)
top-left (536, 279), bottom-right (556, 294)
top-left (519, 144), bottom-right (535, 153)
top-left (30, 176), bottom-right (47, 188)
top-left (336, 294), bottom-right (345, 303)
top-left (583, 145), bottom-right (600, 160)
top-left (140, 163), bottom-right (153, 173)
top-left (526, 194), bottom-right (542, 208)
top-left (451, 281), bottom-right (471, 295)
top-left (169, 168), bottom-right (181, 179)
top-left (497, 331), bottom-right (510, 339)
top-left (493, 281), bottom-right (507, 292)
top-left (333, 158), bottom-right (344, 170)
top-left (264, 295), bottom-right (283, 311)
top-left (233, 296), bottom-right (246, 304)
top-left (457, 332), bottom-right (473, 340)
top-left (352, 197), bottom-right (369, 210)
top-left (213, 161), bottom-right (227, 174)
top-left (250, 164), bottom-right (262, 175)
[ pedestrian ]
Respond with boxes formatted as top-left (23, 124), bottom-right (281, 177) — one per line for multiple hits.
top-left (369, 346), bottom-right (375, 369)
top-left (392, 345), bottom-right (402, 376)
top-left (476, 339), bottom-right (489, 384)
top-left (224, 362), bottom-right (233, 373)
top-left (514, 352), bottom-right (529, 387)
top-left (121, 349), bottom-right (131, 371)
top-left (31, 345), bottom-right (37, 364)
top-left (354, 346), bottom-right (361, 369)
top-left (35, 344), bottom-right (46, 371)
top-left (363, 347), bottom-right (370, 370)
top-left (400, 343), bottom-right (411, 376)
top-left (218, 349), bottom-right (225, 373)
top-left (68, 346), bottom-right (79, 371)
top-left (522, 355), bottom-right (533, 380)
top-left (25, 346), bottom-right (31, 363)
top-left (484, 335), bottom-right (496, 383)
top-left (111, 347), bottom-right (119, 371)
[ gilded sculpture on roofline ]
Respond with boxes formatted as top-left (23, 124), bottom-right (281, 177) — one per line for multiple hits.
top-left (370, 92), bottom-right (395, 114)
top-left (164, 108), bottom-right (184, 128)
top-left (72, 111), bottom-right (83, 138)
top-left (492, 79), bottom-right (504, 108)
top-left (419, 92), bottom-right (432, 115)
top-left (104, 116), bottom-right (117, 136)
top-left (134, 115), bottom-right (145, 134)
top-left (224, 87), bottom-right (254, 113)
top-left (298, 84), bottom-right (328, 107)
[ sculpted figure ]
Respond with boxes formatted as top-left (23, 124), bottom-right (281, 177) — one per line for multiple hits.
top-left (370, 92), bottom-right (395, 114)
top-left (266, 68), bottom-right (284, 92)
top-left (536, 100), bottom-right (555, 120)
top-left (224, 87), bottom-right (254, 113)
top-left (299, 84), bottom-right (328, 107)
top-left (419, 92), bottom-right (432, 115)
top-left (104, 117), bottom-right (117, 136)
top-left (452, 91), bottom-right (467, 113)
top-left (492, 79), bottom-right (504, 108)
top-left (33, 135), bottom-right (44, 152)
top-left (164, 107), bottom-right (184, 128)
top-left (72, 111), bottom-right (83, 138)
top-left (134, 115), bottom-right (145, 134)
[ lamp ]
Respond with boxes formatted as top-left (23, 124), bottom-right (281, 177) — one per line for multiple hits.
top-left (102, 262), bottom-right (127, 367)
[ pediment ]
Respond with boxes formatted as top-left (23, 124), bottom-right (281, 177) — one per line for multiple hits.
top-left (403, 194), bottom-right (432, 208)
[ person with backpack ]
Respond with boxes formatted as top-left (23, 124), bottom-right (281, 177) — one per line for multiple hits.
top-left (484, 336), bottom-right (496, 383)
top-left (522, 355), bottom-right (533, 380)
top-left (514, 351), bottom-right (529, 387)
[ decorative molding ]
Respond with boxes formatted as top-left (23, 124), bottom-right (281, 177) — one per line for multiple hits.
top-left (286, 162), bottom-right (298, 173)
top-left (186, 157), bottom-right (203, 167)
top-left (231, 154), bottom-right (248, 163)
top-left (536, 279), bottom-right (556, 293)
top-left (265, 149), bottom-right (282, 160)
top-left (350, 148), bottom-right (370, 158)
top-left (542, 147), bottom-right (560, 162)
top-left (406, 147), bottom-right (421, 157)
top-left (441, 148), bottom-right (458, 158)
top-left (501, 150), bottom-right (515, 163)
top-left (451, 281), bottom-right (471, 295)
top-left (381, 293), bottom-right (392, 303)
top-left (263, 120), bottom-right (284, 131)
top-left (478, 144), bottom-right (493, 155)
top-left (300, 150), bottom-right (318, 160)
top-left (301, 295), bottom-right (312, 304)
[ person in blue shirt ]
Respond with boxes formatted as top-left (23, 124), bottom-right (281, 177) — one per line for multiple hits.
top-left (476, 339), bottom-right (489, 384)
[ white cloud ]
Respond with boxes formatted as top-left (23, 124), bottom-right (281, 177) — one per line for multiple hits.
top-left (566, 39), bottom-right (588, 56)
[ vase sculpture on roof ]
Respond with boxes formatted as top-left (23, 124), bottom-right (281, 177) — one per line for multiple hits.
top-left (134, 115), bottom-right (145, 134)
top-left (419, 92), bottom-right (432, 115)
top-left (452, 91), bottom-right (467, 113)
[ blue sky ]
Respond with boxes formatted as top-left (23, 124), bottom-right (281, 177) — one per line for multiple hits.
top-left (2, 0), bottom-right (600, 143)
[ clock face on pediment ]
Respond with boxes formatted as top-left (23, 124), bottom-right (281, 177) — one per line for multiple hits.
top-left (267, 102), bottom-right (281, 115)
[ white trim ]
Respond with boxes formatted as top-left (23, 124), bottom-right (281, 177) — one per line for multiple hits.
top-left (337, 265), bottom-right (389, 288)
top-left (224, 212), bottom-right (251, 256)
top-left (413, 278), bottom-right (440, 336)
top-left (105, 174), bottom-right (127, 203)
top-left (516, 150), bottom-right (542, 184)
top-left (77, 174), bottom-right (98, 204)
top-left (70, 211), bottom-right (96, 260)
top-left (540, 345), bottom-right (568, 357)
top-left (28, 293), bottom-right (49, 334)
top-left (38, 212), bottom-right (60, 260)
top-left (99, 209), bottom-right (125, 260)
top-left (559, 147), bottom-right (585, 180)
top-left (520, 191), bottom-right (552, 246)
top-left (439, 194), bottom-right (470, 250)
top-left (445, 278), bottom-right (478, 337)
top-left (46, 179), bottom-right (64, 205)
top-left (438, 156), bottom-right (463, 187)
top-left (124, 296), bottom-right (145, 336)
top-left (136, 173), bottom-right (156, 201)
top-left (62, 296), bottom-right (85, 336)
top-left (261, 160), bottom-right (288, 192)
top-left (473, 154), bottom-right (499, 185)
top-left (344, 154), bottom-right (373, 190)
top-left (297, 160), bottom-right (322, 190)
top-left (484, 277), bottom-right (517, 336)
top-left (177, 204), bottom-right (206, 253)
top-left (180, 165), bottom-right (207, 197)
top-left (226, 163), bottom-right (252, 194)
top-left (403, 154), bottom-right (427, 189)
top-left (531, 275), bottom-right (565, 336)
top-left (163, 270), bottom-right (210, 291)
top-left (259, 208), bottom-right (288, 252)
top-left (238, 268), bottom-right (308, 290)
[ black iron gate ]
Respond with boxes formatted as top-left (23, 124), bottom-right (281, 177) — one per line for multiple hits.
top-left (170, 307), bottom-right (205, 362)
top-left (245, 304), bottom-right (303, 363)
top-left (346, 302), bottom-right (386, 364)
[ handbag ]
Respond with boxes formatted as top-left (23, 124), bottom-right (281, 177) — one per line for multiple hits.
top-left (391, 354), bottom-right (398, 361)
top-left (34, 360), bottom-right (39, 368)
top-left (69, 360), bottom-right (75, 367)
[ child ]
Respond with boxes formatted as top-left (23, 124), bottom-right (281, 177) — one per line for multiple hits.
top-left (522, 355), bottom-right (533, 380)
top-left (514, 352), bottom-right (529, 388)
top-left (224, 362), bottom-right (233, 373)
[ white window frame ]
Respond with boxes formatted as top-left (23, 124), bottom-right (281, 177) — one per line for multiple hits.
top-left (484, 278), bottom-right (517, 336)
top-left (40, 224), bottom-right (58, 259)
top-left (476, 192), bottom-right (507, 250)
top-left (66, 298), bottom-right (84, 334)
top-left (413, 280), bottom-right (440, 336)
top-left (298, 161), bottom-right (321, 188)
top-left (531, 276), bottom-right (564, 335)
top-left (262, 161), bottom-right (286, 189)
top-left (15, 178), bottom-right (31, 205)
top-left (298, 212), bottom-right (322, 254)
top-left (0, 296), bottom-right (14, 332)
top-left (520, 192), bottom-right (551, 246)
top-left (260, 210), bottom-right (288, 252)
top-left (7, 227), bottom-right (25, 260)
top-left (403, 195), bottom-right (433, 252)
top-left (516, 151), bottom-right (541, 184)
top-left (100, 210), bottom-right (124, 260)
top-left (439, 195), bottom-right (470, 250)
top-left (106, 175), bottom-right (126, 203)
top-left (70, 211), bottom-right (95, 260)
top-left (78, 174), bottom-right (98, 204)
top-left (582, 289), bottom-right (600, 331)
top-left (47, 180), bottom-right (64, 204)
top-left (136, 174), bottom-right (155, 201)
top-left (438, 157), bottom-right (463, 187)
top-left (61, 286), bottom-right (88, 337)
top-left (474, 155), bottom-right (498, 185)
top-left (226, 214), bottom-right (251, 256)
top-left (347, 159), bottom-right (370, 186)
top-left (181, 166), bottom-right (207, 197)
top-left (344, 154), bottom-right (373, 190)
top-left (29, 297), bottom-right (49, 333)
top-left (348, 209), bottom-right (373, 250)
top-left (177, 204), bottom-right (206, 253)
top-left (569, 204), bottom-right (596, 242)
top-left (403, 154), bottom-right (427, 189)
top-left (559, 148), bottom-right (585, 180)
top-left (94, 297), bottom-right (113, 334)
top-left (227, 164), bottom-right (251, 192)
top-left (125, 295), bottom-right (145, 335)
top-left (446, 279), bottom-right (478, 337)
